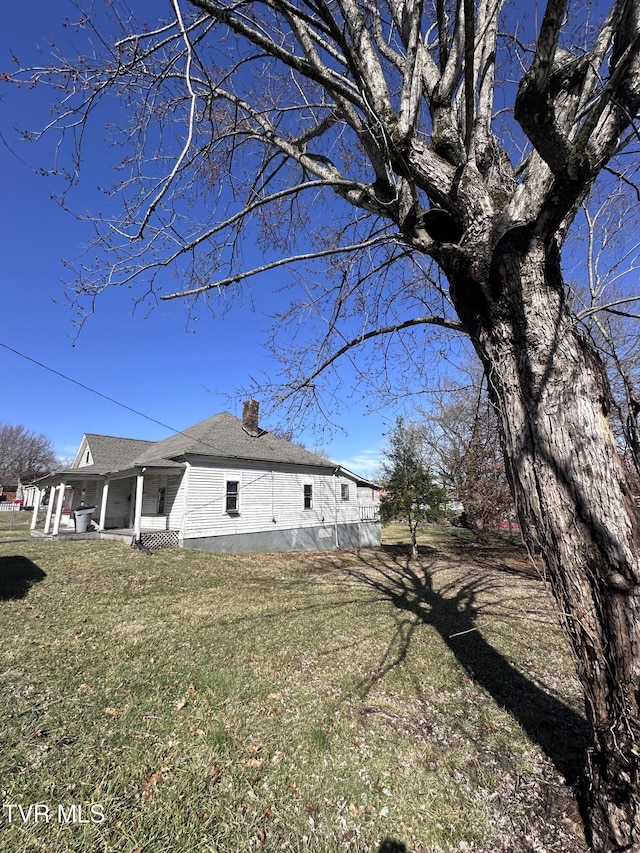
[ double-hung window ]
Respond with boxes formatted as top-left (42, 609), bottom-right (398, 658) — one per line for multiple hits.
top-left (303, 484), bottom-right (313, 509)
top-left (225, 480), bottom-right (240, 514)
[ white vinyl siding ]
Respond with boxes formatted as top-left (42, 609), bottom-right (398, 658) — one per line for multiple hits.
top-left (104, 478), bottom-right (132, 529)
top-left (168, 473), bottom-right (186, 533)
top-left (181, 459), bottom-right (363, 540)
top-left (72, 481), bottom-right (99, 509)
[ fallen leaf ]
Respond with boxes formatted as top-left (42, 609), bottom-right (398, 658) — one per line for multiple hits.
top-left (142, 770), bottom-right (164, 800)
top-left (104, 707), bottom-right (120, 720)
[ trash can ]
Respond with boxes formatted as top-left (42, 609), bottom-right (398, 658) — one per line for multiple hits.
top-left (73, 506), bottom-right (96, 533)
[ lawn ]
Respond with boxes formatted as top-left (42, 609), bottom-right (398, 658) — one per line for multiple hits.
top-left (0, 526), bottom-right (587, 852)
top-left (0, 507), bottom-right (31, 539)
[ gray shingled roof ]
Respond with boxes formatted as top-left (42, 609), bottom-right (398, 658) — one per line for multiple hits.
top-left (34, 413), bottom-right (378, 487)
top-left (32, 435), bottom-right (159, 484)
top-left (131, 412), bottom-right (336, 469)
top-left (81, 435), bottom-right (156, 473)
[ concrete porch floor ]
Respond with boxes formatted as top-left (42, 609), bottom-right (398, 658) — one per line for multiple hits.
top-left (30, 527), bottom-right (179, 549)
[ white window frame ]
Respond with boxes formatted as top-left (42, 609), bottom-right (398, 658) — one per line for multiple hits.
top-left (225, 479), bottom-right (240, 515)
top-left (303, 483), bottom-right (313, 510)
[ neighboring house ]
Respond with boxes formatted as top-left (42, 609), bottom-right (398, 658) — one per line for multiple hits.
top-left (29, 401), bottom-right (380, 553)
top-left (0, 483), bottom-right (18, 505)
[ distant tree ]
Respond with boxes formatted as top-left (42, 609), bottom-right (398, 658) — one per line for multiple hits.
top-left (380, 417), bottom-right (446, 559)
top-left (422, 386), bottom-right (513, 537)
top-left (0, 422), bottom-right (57, 485)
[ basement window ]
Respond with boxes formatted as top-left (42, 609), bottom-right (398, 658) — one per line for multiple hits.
top-left (226, 480), bottom-right (240, 514)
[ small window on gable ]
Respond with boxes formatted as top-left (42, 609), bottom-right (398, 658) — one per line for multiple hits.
top-left (85, 450), bottom-right (91, 464)
top-left (157, 487), bottom-right (166, 515)
top-left (341, 483), bottom-right (350, 501)
top-left (304, 484), bottom-right (313, 509)
top-left (226, 480), bottom-right (240, 514)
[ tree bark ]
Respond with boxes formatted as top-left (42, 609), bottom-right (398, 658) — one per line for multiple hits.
top-left (450, 228), bottom-right (640, 852)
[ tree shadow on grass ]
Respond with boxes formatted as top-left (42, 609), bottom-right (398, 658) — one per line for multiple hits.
top-left (340, 545), bottom-right (587, 787)
top-left (0, 555), bottom-right (46, 600)
top-left (377, 840), bottom-right (407, 853)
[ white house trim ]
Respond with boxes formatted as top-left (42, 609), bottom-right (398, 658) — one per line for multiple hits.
top-left (99, 481), bottom-right (110, 531)
top-left (52, 482), bottom-right (66, 536)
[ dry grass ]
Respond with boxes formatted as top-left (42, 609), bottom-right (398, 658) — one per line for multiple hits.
top-left (0, 508), bottom-right (31, 539)
top-left (0, 526), bottom-right (588, 852)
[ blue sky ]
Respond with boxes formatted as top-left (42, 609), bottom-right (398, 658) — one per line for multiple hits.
top-left (0, 1), bottom-right (405, 478)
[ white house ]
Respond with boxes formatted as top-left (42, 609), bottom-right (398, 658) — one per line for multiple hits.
top-left (29, 401), bottom-right (380, 553)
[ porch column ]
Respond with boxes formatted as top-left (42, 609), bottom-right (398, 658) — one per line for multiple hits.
top-left (52, 482), bottom-right (67, 536)
top-left (99, 481), bottom-right (109, 531)
top-left (30, 487), bottom-right (42, 530)
top-left (43, 485), bottom-right (56, 534)
top-left (133, 472), bottom-right (144, 541)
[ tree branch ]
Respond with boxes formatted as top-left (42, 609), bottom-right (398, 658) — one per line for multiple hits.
top-left (288, 314), bottom-right (465, 397)
top-left (159, 234), bottom-right (397, 299)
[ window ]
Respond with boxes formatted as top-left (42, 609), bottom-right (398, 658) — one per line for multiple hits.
top-left (303, 484), bottom-right (313, 509)
top-left (341, 484), bottom-right (350, 501)
top-left (226, 480), bottom-right (240, 514)
top-left (157, 487), bottom-right (166, 515)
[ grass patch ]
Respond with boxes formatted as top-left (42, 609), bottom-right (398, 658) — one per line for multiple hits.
top-left (0, 509), bottom-right (31, 539)
top-left (0, 529), bottom-right (587, 851)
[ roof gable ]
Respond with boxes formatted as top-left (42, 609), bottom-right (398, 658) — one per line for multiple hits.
top-left (72, 434), bottom-right (156, 474)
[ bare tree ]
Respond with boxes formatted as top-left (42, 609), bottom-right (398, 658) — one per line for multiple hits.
top-left (570, 191), bottom-right (640, 483)
top-left (422, 384), bottom-right (513, 537)
top-left (0, 422), bottom-right (57, 485)
top-left (11, 0), bottom-right (640, 846)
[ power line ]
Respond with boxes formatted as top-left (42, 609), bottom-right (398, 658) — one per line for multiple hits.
top-left (0, 340), bottom-right (180, 436)
top-left (0, 341), bottom-right (334, 471)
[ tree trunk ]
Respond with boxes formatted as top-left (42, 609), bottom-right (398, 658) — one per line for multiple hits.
top-left (451, 229), bottom-right (640, 851)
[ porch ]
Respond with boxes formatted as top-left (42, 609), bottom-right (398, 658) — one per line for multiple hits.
top-left (31, 525), bottom-right (180, 550)
top-left (29, 467), bottom-right (183, 544)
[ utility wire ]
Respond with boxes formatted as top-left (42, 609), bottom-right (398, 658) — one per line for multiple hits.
top-left (0, 341), bottom-right (336, 474)
top-left (0, 340), bottom-right (181, 436)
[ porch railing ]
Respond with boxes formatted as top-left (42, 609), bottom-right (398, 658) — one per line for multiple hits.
top-left (359, 504), bottom-right (379, 522)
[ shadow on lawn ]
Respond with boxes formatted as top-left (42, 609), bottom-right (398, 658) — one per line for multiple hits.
top-left (340, 544), bottom-right (587, 786)
top-left (0, 555), bottom-right (47, 600)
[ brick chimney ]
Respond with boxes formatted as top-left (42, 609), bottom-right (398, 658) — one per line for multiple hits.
top-left (242, 399), bottom-right (261, 436)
